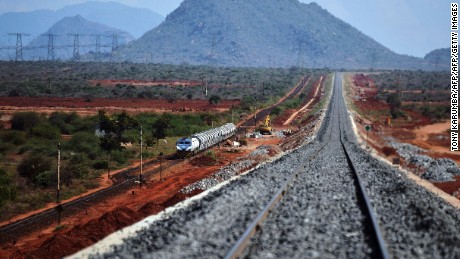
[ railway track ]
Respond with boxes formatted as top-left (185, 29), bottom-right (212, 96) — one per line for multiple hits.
top-left (228, 73), bottom-right (389, 258)
top-left (237, 75), bottom-right (311, 131)
top-left (0, 158), bottom-right (182, 244)
top-left (0, 76), bottom-right (314, 245)
top-left (59, 73), bottom-right (460, 258)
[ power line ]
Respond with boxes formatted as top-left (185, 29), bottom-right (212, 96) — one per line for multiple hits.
top-left (1, 33), bottom-right (127, 61)
top-left (42, 33), bottom-right (59, 61)
top-left (106, 31), bottom-right (119, 55)
top-left (370, 48), bottom-right (377, 70)
top-left (7, 33), bottom-right (30, 61)
top-left (68, 33), bottom-right (82, 60)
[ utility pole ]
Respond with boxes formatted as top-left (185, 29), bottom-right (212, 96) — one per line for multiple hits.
top-left (57, 143), bottom-right (61, 203)
top-left (90, 34), bottom-right (102, 54)
top-left (254, 107), bottom-right (257, 127)
top-left (8, 33), bottom-right (30, 61)
top-left (296, 41), bottom-right (305, 69)
top-left (159, 152), bottom-right (164, 182)
top-left (370, 48), bottom-right (376, 70)
top-left (397, 74), bottom-right (402, 100)
top-left (68, 33), bottom-right (81, 60)
top-left (139, 126), bottom-right (143, 188)
top-left (42, 33), bottom-right (59, 61)
top-left (106, 32), bottom-right (119, 55)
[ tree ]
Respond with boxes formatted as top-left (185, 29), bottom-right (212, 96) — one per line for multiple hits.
top-left (0, 169), bottom-right (16, 206)
top-left (98, 111), bottom-right (138, 178)
top-left (17, 154), bottom-right (52, 184)
top-left (387, 93), bottom-right (402, 119)
top-left (209, 95), bottom-right (222, 105)
top-left (61, 155), bottom-right (89, 185)
top-left (11, 112), bottom-right (41, 131)
top-left (30, 123), bottom-right (60, 140)
top-left (152, 114), bottom-right (172, 145)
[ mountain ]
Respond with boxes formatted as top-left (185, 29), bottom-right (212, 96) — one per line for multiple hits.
top-left (57, 1), bottom-right (163, 38)
top-left (424, 48), bottom-right (450, 71)
top-left (0, 1), bottom-right (163, 40)
top-left (25, 15), bottom-right (134, 60)
top-left (116, 0), bottom-right (436, 70)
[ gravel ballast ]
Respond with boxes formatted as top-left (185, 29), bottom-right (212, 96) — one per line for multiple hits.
top-left (72, 73), bottom-right (460, 259)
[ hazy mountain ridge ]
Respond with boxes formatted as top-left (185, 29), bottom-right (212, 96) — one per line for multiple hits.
top-left (117, 0), bottom-right (440, 70)
top-left (424, 48), bottom-right (450, 67)
top-left (0, 1), bottom-right (163, 40)
top-left (25, 15), bottom-right (134, 60)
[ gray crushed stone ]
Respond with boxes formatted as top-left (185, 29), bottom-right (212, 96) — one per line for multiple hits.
top-left (76, 73), bottom-right (460, 259)
top-left (390, 141), bottom-right (460, 182)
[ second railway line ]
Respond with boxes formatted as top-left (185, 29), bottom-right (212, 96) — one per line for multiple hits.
top-left (76, 73), bottom-right (460, 258)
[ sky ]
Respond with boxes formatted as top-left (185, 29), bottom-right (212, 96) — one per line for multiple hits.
top-left (0, 0), bottom-right (453, 57)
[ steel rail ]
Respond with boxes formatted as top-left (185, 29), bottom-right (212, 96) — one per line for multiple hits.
top-left (336, 72), bottom-right (390, 259)
top-left (224, 141), bottom-right (328, 259)
top-left (237, 75), bottom-right (312, 131)
top-left (225, 73), bottom-right (390, 259)
top-left (0, 159), bottom-right (182, 242)
top-left (225, 80), bottom-right (334, 258)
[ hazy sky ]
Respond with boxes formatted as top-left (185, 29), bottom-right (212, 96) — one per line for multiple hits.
top-left (0, 0), bottom-right (452, 57)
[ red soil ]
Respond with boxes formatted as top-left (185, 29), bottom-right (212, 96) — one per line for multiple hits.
top-left (348, 73), bottom-right (460, 201)
top-left (0, 75), bottom-right (325, 258)
top-left (0, 97), bottom-right (240, 116)
top-left (0, 138), bottom-right (283, 259)
top-left (89, 79), bottom-right (202, 87)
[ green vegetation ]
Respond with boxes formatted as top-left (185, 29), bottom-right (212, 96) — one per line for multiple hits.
top-left (371, 71), bottom-right (450, 121)
top-left (386, 93), bottom-right (404, 119)
top-left (372, 71), bottom-right (450, 102)
top-left (208, 95), bottom-right (222, 105)
top-left (116, 0), bottom-right (439, 70)
top-left (0, 61), bottom-right (311, 105)
top-left (0, 61), bottom-right (330, 222)
top-left (97, 111), bottom-right (139, 177)
top-left (0, 110), bottom-right (234, 222)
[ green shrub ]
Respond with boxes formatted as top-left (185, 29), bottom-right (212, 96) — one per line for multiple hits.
top-left (1, 131), bottom-right (27, 145)
top-left (93, 160), bottom-right (108, 170)
top-left (63, 154), bottom-right (89, 179)
top-left (0, 142), bottom-right (15, 155)
top-left (49, 112), bottom-right (79, 134)
top-left (112, 150), bottom-right (127, 165)
top-left (0, 169), bottom-right (16, 206)
top-left (30, 123), bottom-right (61, 140)
top-left (11, 112), bottom-right (41, 131)
top-left (35, 170), bottom-right (55, 188)
top-left (271, 106), bottom-right (282, 116)
top-left (66, 132), bottom-right (100, 155)
top-left (209, 95), bottom-right (222, 104)
top-left (17, 154), bottom-right (52, 183)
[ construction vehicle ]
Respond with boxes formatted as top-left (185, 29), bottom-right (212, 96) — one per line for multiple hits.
top-left (258, 115), bottom-right (272, 135)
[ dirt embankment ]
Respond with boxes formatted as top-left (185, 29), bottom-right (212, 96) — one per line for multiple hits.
top-left (89, 79), bottom-right (202, 87)
top-left (0, 136), bottom-right (288, 258)
top-left (0, 75), bottom-right (328, 258)
top-left (0, 97), bottom-right (240, 118)
top-left (346, 73), bottom-right (460, 201)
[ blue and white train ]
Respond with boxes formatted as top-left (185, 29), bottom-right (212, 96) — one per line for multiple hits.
top-left (176, 123), bottom-right (236, 156)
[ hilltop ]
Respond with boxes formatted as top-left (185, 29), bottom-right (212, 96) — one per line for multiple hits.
top-left (26, 15), bottom-right (134, 60)
top-left (117, 0), bottom-right (436, 70)
top-left (0, 1), bottom-right (163, 40)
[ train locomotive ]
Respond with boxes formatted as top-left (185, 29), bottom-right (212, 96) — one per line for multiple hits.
top-left (176, 123), bottom-right (236, 156)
